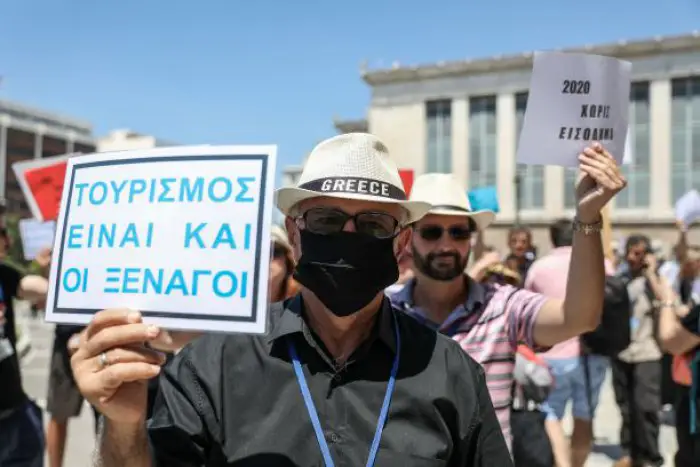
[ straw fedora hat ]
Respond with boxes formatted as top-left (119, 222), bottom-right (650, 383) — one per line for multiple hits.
top-left (275, 133), bottom-right (431, 224)
top-left (409, 173), bottom-right (495, 231)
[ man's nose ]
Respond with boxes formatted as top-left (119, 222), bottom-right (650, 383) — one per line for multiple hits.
top-left (342, 219), bottom-right (356, 233)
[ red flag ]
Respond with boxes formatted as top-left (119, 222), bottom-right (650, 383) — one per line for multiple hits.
top-left (23, 161), bottom-right (68, 221)
top-left (398, 169), bottom-right (414, 197)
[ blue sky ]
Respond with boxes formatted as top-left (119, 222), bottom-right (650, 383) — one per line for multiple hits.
top-left (1, 0), bottom-right (699, 185)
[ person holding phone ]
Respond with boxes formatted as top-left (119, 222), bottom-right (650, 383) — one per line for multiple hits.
top-left (611, 235), bottom-right (667, 467)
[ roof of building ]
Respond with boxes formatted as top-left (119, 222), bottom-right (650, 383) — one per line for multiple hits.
top-left (0, 98), bottom-right (93, 134)
top-left (361, 31), bottom-right (700, 86)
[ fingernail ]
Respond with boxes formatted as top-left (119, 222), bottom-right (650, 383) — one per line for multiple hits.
top-left (150, 365), bottom-right (162, 374)
top-left (146, 325), bottom-right (160, 338)
top-left (127, 311), bottom-right (141, 323)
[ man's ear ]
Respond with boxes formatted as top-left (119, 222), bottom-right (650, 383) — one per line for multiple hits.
top-left (284, 216), bottom-right (302, 262)
top-left (395, 227), bottom-right (411, 258)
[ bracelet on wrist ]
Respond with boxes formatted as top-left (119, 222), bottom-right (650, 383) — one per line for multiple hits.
top-left (654, 299), bottom-right (678, 308)
top-left (572, 216), bottom-right (603, 236)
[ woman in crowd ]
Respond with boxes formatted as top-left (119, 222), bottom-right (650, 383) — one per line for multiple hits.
top-left (269, 225), bottom-right (300, 302)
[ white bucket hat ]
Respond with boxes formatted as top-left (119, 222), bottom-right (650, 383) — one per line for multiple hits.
top-left (409, 173), bottom-right (496, 231)
top-left (275, 133), bottom-right (431, 224)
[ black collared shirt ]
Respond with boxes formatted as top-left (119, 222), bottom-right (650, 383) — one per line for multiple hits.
top-left (148, 295), bottom-right (511, 466)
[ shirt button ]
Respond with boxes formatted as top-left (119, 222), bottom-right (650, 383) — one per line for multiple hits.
top-left (328, 432), bottom-right (340, 444)
top-left (333, 374), bottom-right (341, 382)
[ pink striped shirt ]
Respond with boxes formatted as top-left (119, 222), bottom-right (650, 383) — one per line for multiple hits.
top-left (390, 277), bottom-right (547, 449)
top-left (524, 247), bottom-right (615, 359)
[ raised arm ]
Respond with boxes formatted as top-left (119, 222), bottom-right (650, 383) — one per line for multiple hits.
top-left (533, 143), bottom-right (626, 347)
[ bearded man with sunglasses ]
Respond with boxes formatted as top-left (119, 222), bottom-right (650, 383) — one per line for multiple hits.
top-left (390, 143), bottom-right (626, 452)
top-left (71, 133), bottom-right (512, 467)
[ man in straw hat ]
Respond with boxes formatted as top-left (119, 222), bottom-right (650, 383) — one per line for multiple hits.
top-left (70, 133), bottom-right (512, 466)
top-left (390, 142), bottom-right (626, 451)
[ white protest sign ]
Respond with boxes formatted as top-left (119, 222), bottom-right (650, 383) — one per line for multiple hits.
top-left (674, 189), bottom-right (700, 228)
top-left (517, 52), bottom-right (632, 167)
top-left (45, 145), bottom-right (277, 334)
top-left (19, 219), bottom-right (56, 260)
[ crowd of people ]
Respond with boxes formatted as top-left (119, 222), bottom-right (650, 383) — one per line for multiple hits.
top-left (0, 132), bottom-right (698, 466)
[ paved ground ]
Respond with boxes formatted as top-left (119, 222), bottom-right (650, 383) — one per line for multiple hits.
top-left (17, 301), bottom-right (678, 466)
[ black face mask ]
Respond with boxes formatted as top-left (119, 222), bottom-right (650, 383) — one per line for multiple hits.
top-left (293, 230), bottom-right (399, 317)
top-left (412, 242), bottom-right (469, 281)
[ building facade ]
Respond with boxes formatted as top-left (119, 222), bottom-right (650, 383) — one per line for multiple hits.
top-left (333, 32), bottom-right (700, 253)
top-left (0, 99), bottom-right (96, 217)
top-left (97, 128), bottom-right (173, 152)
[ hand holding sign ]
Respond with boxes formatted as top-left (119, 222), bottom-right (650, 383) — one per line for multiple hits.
top-left (517, 52), bottom-right (631, 167)
top-left (70, 309), bottom-right (167, 425)
top-left (575, 143), bottom-right (627, 222)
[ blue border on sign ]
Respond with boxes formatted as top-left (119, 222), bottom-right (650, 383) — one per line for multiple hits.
top-left (52, 154), bottom-right (269, 323)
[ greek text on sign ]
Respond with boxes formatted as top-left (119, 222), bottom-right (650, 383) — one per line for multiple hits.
top-left (44, 145), bottom-right (277, 334)
top-left (516, 52), bottom-right (631, 167)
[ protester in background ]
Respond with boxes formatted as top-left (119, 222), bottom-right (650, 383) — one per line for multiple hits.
top-left (612, 235), bottom-right (667, 467)
top-left (269, 225), bottom-right (300, 302)
top-left (0, 225), bottom-right (46, 467)
top-left (71, 133), bottom-right (512, 466)
top-left (390, 143), bottom-right (627, 452)
top-left (505, 225), bottom-right (536, 280)
top-left (481, 262), bottom-right (522, 288)
top-left (47, 323), bottom-right (101, 467)
top-left (525, 219), bottom-right (614, 467)
top-left (658, 280), bottom-right (700, 466)
top-left (466, 249), bottom-right (502, 283)
top-left (658, 222), bottom-right (699, 420)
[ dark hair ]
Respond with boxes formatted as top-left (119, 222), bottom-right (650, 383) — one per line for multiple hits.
top-left (625, 234), bottom-right (651, 255)
top-left (549, 219), bottom-right (574, 248)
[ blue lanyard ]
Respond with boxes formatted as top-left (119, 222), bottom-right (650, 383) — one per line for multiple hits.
top-left (287, 311), bottom-right (401, 467)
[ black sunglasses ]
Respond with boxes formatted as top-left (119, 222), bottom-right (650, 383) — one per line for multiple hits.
top-left (417, 225), bottom-right (473, 242)
top-left (298, 207), bottom-right (400, 239)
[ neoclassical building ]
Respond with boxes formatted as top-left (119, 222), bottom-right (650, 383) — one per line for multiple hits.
top-left (283, 32), bottom-right (700, 252)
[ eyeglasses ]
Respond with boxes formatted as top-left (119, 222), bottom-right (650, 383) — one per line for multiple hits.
top-left (297, 207), bottom-right (400, 239)
top-left (417, 225), bottom-right (472, 242)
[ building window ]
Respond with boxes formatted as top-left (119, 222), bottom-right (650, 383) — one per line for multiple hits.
top-left (564, 168), bottom-right (578, 208)
top-left (616, 82), bottom-right (650, 208)
top-left (514, 93), bottom-right (544, 209)
top-left (469, 96), bottom-right (497, 189)
top-left (425, 100), bottom-right (452, 173)
top-left (671, 77), bottom-right (700, 203)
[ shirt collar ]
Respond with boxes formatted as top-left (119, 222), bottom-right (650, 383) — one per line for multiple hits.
top-left (268, 293), bottom-right (398, 354)
top-left (390, 274), bottom-right (486, 318)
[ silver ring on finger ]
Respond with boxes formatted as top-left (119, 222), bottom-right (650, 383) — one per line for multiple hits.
top-left (99, 351), bottom-right (110, 369)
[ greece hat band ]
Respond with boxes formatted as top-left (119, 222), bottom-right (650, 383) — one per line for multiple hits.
top-left (298, 176), bottom-right (407, 201)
